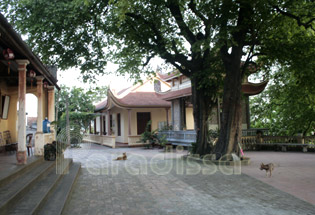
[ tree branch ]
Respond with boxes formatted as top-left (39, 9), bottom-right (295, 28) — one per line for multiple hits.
top-left (143, 54), bottom-right (154, 67)
top-left (273, 5), bottom-right (315, 31)
top-left (166, 0), bottom-right (196, 45)
top-left (188, 0), bottom-right (213, 39)
top-left (125, 12), bottom-right (194, 74)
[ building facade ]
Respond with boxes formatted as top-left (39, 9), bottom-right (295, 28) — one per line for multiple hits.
top-left (84, 77), bottom-right (171, 147)
top-left (0, 13), bottom-right (59, 164)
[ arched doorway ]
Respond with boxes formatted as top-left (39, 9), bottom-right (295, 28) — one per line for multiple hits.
top-left (25, 94), bottom-right (38, 153)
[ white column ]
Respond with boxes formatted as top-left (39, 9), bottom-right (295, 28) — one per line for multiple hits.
top-left (36, 76), bottom-right (44, 133)
top-left (16, 59), bottom-right (29, 164)
top-left (47, 86), bottom-right (55, 136)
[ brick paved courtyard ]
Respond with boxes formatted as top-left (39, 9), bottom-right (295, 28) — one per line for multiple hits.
top-left (63, 143), bottom-right (315, 215)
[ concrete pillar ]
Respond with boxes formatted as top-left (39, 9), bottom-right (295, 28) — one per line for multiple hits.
top-left (171, 101), bottom-right (175, 130)
top-left (128, 109), bottom-right (131, 136)
top-left (16, 59), bottom-right (29, 165)
top-left (100, 115), bottom-right (103, 136)
top-left (180, 98), bottom-right (186, 130)
top-left (35, 76), bottom-right (44, 156)
top-left (47, 86), bottom-right (55, 136)
top-left (173, 99), bottom-right (181, 131)
top-left (165, 108), bottom-right (169, 127)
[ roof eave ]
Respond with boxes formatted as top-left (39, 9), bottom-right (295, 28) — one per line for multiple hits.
top-left (0, 13), bottom-right (60, 90)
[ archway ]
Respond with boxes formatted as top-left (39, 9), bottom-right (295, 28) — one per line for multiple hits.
top-left (25, 94), bottom-right (38, 154)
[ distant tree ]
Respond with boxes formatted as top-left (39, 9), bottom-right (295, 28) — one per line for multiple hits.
top-left (2, 0), bottom-right (315, 157)
top-left (56, 85), bottom-right (108, 132)
top-left (251, 68), bottom-right (315, 136)
top-left (250, 11), bottom-right (315, 136)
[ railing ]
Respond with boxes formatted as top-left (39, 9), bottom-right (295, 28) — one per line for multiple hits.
top-left (242, 128), bottom-right (269, 137)
top-left (158, 130), bottom-right (196, 143)
top-left (241, 135), bottom-right (315, 151)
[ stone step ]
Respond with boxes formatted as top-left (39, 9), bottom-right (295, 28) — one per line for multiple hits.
top-left (0, 160), bottom-right (55, 214)
top-left (7, 159), bottom-right (73, 215)
top-left (34, 162), bottom-right (81, 215)
top-left (0, 157), bottom-right (44, 189)
top-left (115, 143), bottom-right (129, 148)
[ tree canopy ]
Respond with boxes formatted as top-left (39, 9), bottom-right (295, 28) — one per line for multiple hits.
top-left (2, 0), bottom-right (315, 157)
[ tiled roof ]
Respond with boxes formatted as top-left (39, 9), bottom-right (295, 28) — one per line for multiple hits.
top-left (94, 77), bottom-right (171, 112)
top-left (157, 81), bottom-right (267, 101)
top-left (242, 81), bottom-right (268, 96)
top-left (115, 92), bottom-right (171, 107)
top-left (95, 99), bottom-right (107, 111)
top-left (157, 71), bottom-right (179, 81)
top-left (157, 87), bottom-right (192, 101)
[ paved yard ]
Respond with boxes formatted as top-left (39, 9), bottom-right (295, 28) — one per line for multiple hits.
top-left (63, 143), bottom-right (315, 215)
top-left (242, 151), bottom-right (315, 205)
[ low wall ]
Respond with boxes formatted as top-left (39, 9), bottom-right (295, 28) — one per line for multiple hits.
top-left (35, 132), bottom-right (55, 156)
top-left (128, 135), bottom-right (142, 146)
top-left (83, 134), bottom-right (116, 148)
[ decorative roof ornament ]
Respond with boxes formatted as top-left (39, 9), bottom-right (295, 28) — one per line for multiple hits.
top-left (3, 48), bottom-right (15, 75)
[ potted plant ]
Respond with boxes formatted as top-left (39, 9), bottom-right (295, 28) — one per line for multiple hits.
top-left (139, 121), bottom-right (158, 149)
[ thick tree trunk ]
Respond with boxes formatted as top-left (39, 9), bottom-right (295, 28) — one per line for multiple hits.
top-left (191, 75), bottom-right (213, 156)
top-left (214, 59), bottom-right (243, 159)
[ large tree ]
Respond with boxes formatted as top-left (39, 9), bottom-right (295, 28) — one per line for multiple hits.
top-left (2, 0), bottom-right (315, 158)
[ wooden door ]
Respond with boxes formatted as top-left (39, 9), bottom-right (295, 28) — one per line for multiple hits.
top-left (137, 112), bottom-right (151, 135)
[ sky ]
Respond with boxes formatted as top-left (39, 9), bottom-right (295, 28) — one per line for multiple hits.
top-left (26, 62), bottom-right (132, 117)
top-left (26, 58), bottom-right (166, 117)
top-left (57, 62), bottom-right (133, 90)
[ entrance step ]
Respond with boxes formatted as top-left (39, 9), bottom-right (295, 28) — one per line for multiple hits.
top-left (0, 157), bottom-right (81, 215)
top-left (0, 159), bottom-right (55, 213)
top-left (34, 163), bottom-right (81, 215)
top-left (0, 157), bottom-right (44, 189)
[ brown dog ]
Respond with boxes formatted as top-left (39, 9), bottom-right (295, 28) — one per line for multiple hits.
top-left (115, 152), bottom-right (127, 161)
top-left (260, 163), bottom-right (274, 177)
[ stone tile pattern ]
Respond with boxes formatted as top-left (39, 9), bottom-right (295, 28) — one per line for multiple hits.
top-left (63, 144), bottom-right (315, 215)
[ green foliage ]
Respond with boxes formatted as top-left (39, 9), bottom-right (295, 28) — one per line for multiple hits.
top-left (2, 0), bottom-right (315, 155)
top-left (157, 134), bottom-right (168, 147)
top-left (251, 66), bottom-right (315, 136)
top-left (159, 123), bottom-right (173, 132)
top-left (190, 142), bottom-right (197, 154)
top-left (250, 11), bottom-right (315, 136)
top-left (55, 85), bottom-right (107, 132)
top-left (207, 129), bottom-right (219, 146)
top-left (140, 121), bottom-right (158, 148)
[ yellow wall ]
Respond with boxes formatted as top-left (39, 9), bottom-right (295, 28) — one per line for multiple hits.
top-left (185, 107), bottom-right (194, 130)
top-left (105, 107), bottom-right (171, 144)
top-left (0, 82), bottom-right (19, 142)
top-left (0, 82), bottom-right (42, 143)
